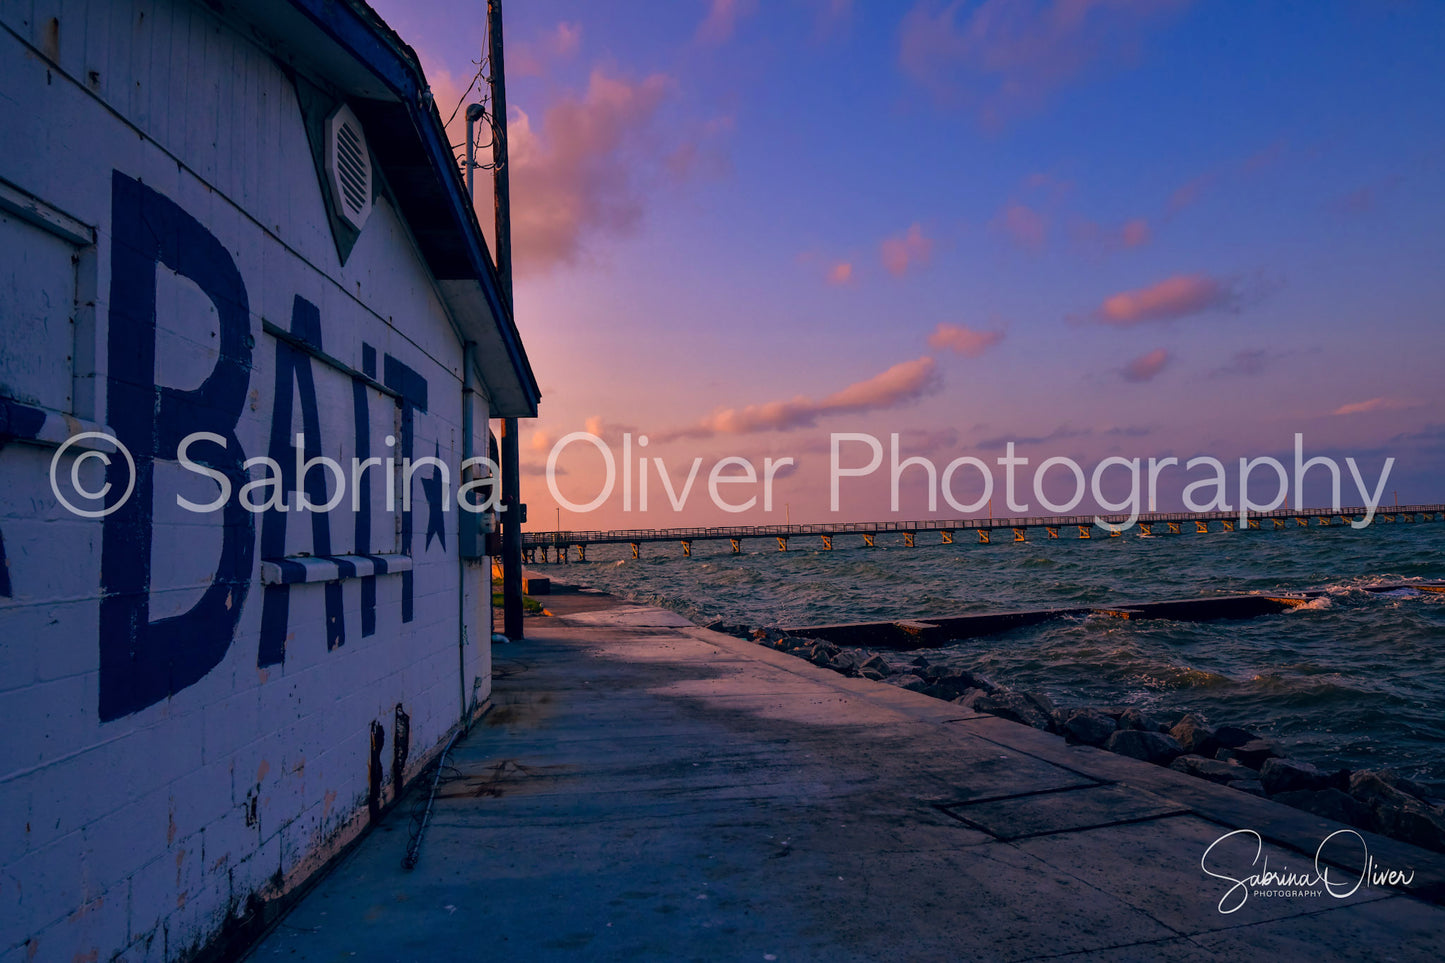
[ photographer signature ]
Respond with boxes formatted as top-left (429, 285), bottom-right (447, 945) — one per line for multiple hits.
top-left (1201, 828), bottom-right (1415, 914)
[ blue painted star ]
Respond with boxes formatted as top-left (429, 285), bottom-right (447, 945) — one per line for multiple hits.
top-left (421, 442), bottom-right (446, 552)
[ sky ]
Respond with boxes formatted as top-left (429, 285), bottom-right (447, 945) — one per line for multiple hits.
top-left (369, 0), bottom-right (1445, 530)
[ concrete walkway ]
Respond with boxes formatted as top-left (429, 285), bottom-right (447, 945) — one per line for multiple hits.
top-left (248, 593), bottom-right (1445, 961)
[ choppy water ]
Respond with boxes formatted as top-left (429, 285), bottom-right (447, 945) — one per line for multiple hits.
top-left (543, 522), bottom-right (1445, 780)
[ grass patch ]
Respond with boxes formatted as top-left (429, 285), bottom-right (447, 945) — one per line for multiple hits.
top-left (492, 591), bottom-right (544, 614)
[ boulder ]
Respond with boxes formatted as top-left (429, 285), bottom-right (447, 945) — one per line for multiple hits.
top-left (1368, 769), bottom-right (1442, 806)
top-left (1105, 730), bottom-right (1184, 765)
top-left (1387, 804), bottom-right (1445, 854)
top-left (806, 643), bottom-right (841, 666)
top-left (1349, 771), bottom-right (1445, 852)
top-left (1169, 754), bottom-right (1244, 785)
top-left (1169, 714), bottom-right (1221, 757)
top-left (968, 672), bottom-right (1001, 694)
top-left (1213, 725), bottom-right (1261, 749)
top-left (1271, 789), bottom-right (1373, 830)
top-left (887, 673), bottom-right (929, 693)
top-left (1216, 739), bottom-right (1278, 770)
top-left (1348, 770), bottom-right (1415, 811)
top-left (916, 670), bottom-right (974, 701)
top-left (1022, 691), bottom-right (1056, 717)
top-left (1059, 708), bottom-right (1117, 747)
top-left (920, 664), bottom-right (999, 694)
top-left (1118, 708), bottom-right (1168, 733)
top-left (972, 691), bottom-right (1055, 732)
top-left (1229, 777), bottom-right (1266, 797)
top-left (858, 654), bottom-right (891, 676)
top-left (860, 666), bottom-right (890, 682)
top-left (1260, 757), bottom-right (1331, 796)
top-left (826, 653), bottom-right (860, 677)
top-left (953, 688), bottom-right (988, 709)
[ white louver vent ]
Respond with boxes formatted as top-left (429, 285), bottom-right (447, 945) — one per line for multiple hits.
top-left (326, 104), bottom-right (372, 230)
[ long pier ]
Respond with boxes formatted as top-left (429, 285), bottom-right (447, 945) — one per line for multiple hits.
top-left (521, 504), bottom-right (1444, 563)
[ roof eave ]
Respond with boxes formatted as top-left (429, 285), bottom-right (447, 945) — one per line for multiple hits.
top-left (215, 0), bottom-right (540, 417)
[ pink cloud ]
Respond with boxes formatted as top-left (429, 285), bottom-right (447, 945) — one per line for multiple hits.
top-left (506, 70), bottom-right (680, 273)
top-left (1072, 216), bottom-right (1151, 252)
top-left (1120, 218), bottom-right (1150, 247)
top-left (697, 0), bottom-right (758, 44)
top-left (1333, 397), bottom-right (1410, 416)
top-left (827, 261), bottom-right (855, 285)
top-left (511, 22), bottom-right (583, 77)
top-left (582, 416), bottom-right (639, 440)
top-left (1209, 348), bottom-right (1269, 378)
top-left (1168, 144), bottom-right (1285, 217)
top-left (1121, 347), bottom-right (1170, 382)
top-left (422, 59), bottom-right (697, 274)
top-left (1167, 172), bottom-right (1216, 214)
top-left (899, 0), bottom-right (1192, 123)
top-left (993, 203), bottom-right (1048, 251)
top-left (880, 223), bottom-right (934, 277)
top-left (1094, 274), bottom-right (1232, 325)
top-left (1334, 173), bottom-right (1404, 217)
top-left (660, 356), bottom-right (942, 439)
top-left (1241, 139), bottom-right (1287, 175)
top-left (927, 322), bottom-right (1005, 358)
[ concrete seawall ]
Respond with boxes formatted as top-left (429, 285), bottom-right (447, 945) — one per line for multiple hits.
top-left (781, 582), bottom-right (1445, 649)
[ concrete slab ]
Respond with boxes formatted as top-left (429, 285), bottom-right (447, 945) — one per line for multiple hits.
top-left (942, 784), bottom-right (1189, 840)
top-left (245, 601), bottom-right (1445, 962)
top-left (555, 605), bottom-right (697, 627)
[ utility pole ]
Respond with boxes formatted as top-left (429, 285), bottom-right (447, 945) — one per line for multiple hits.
top-left (488, 0), bottom-right (524, 641)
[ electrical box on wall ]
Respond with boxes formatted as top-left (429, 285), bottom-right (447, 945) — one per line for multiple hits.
top-left (460, 509), bottom-right (497, 560)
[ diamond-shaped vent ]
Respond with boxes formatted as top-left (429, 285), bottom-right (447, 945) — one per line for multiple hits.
top-left (327, 104), bottom-right (372, 230)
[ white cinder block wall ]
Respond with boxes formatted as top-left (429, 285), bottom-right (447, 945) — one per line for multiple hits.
top-left (0, 1), bottom-right (498, 959)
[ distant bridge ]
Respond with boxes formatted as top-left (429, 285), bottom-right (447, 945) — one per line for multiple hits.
top-left (521, 504), bottom-right (1444, 563)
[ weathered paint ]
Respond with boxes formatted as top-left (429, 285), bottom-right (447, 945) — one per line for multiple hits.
top-left (0, 1), bottom-right (505, 959)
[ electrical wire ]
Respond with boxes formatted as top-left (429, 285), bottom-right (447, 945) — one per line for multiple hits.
top-left (442, 14), bottom-right (493, 130)
top-left (442, 60), bottom-right (484, 129)
top-left (400, 688), bottom-right (493, 870)
top-left (401, 729), bottom-right (463, 870)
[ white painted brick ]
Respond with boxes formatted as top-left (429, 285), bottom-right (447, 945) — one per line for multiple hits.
top-left (194, 807), bottom-right (253, 889)
top-left (165, 759), bottom-right (232, 847)
top-left (228, 827), bottom-right (282, 908)
top-left (0, 828), bottom-right (87, 950)
top-left (1, 0), bottom-right (497, 957)
top-left (116, 927), bottom-right (168, 963)
top-left (0, 674), bottom-right (92, 777)
top-left (24, 879), bottom-right (130, 963)
top-left (162, 875), bottom-right (232, 962)
top-left (29, 602), bottom-right (104, 684)
top-left (79, 783), bottom-right (172, 899)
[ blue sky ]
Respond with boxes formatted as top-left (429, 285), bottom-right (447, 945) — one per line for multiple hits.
top-left (371, 0), bottom-right (1444, 527)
